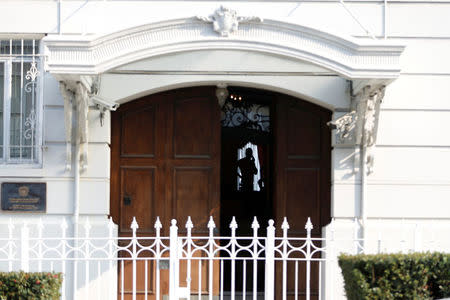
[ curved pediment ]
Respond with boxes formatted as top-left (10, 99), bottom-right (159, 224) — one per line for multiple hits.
top-left (44, 13), bottom-right (404, 81)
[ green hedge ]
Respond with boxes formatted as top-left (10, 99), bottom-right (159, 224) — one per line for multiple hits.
top-left (338, 252), bottom-right (450, 300)
top-left (0, 271), bottom-right (63, 300)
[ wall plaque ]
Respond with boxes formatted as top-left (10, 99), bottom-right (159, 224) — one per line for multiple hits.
top-left (1, 183), bottom-right (46, 212)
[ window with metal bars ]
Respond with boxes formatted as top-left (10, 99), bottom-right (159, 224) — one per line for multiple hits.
top-left (0, 39), bottom-right (41, 164)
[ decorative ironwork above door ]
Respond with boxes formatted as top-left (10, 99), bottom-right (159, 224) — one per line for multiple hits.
top-left (220, 93), bottom-right (270, 132)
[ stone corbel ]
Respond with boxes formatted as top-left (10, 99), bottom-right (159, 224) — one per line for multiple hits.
top-left (75, 82), bottom-right (90, 173)
top-left (59, 81), bottom-right (74, 171)
top-left (59, 75), bottom-right (118, 173)
top-left (363, 87), bottom-right (385, 174)
top-left (330, 84), bottom-right (385, 174)
top-left (58, 79), bottom-right (91, 173)
top-left (352, 86), bottom-right (372, 146)
top-left (353, 85), bottom-right (386, 174)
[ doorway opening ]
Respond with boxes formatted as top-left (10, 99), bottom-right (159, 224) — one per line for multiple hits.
top-left (110, 86), bottom-right (331, 299)
top-left (220, 87), bottom-right (274, 294)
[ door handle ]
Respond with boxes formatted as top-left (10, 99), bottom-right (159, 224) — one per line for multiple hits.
top-left (123, 195), bottom-right (132, 206)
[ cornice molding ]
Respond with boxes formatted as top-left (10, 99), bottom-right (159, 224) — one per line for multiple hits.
top-left (43, 15), bottom-right (404, 81)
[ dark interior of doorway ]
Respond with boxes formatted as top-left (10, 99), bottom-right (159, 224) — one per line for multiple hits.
top-left (220, 87), bottom-right (274, 293)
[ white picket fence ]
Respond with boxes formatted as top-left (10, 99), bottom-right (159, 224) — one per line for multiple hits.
top-left (0, 216), bottom-right (449, 300)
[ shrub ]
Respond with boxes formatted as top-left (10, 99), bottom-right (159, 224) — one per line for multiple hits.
top-left (0, 271), bottom-right (63, 300)
top-left (338, 252), bottom-right (450, 300)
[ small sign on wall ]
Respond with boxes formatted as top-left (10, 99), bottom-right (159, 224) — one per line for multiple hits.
top-left (1, 183), bottom-right (46, 212)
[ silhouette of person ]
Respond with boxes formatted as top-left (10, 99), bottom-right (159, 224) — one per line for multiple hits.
top-left (237, 148), bottom-right (258, 191)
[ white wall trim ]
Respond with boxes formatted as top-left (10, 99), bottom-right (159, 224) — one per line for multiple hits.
top-left (43, 17), bottom-right (404, 82)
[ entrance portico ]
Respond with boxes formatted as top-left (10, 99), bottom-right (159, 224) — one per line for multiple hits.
top-left (43, 10), bottom-right (404, 231)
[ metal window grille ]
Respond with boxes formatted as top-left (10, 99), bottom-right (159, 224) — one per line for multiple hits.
top-left (0, 39), bottom-right (42, 164)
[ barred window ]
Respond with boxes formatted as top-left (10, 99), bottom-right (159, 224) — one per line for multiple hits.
top-left (0, 39), bottom-right (41, 164)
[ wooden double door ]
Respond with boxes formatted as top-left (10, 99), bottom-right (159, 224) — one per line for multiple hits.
top-left (110, 86), bottom-right (331, 299)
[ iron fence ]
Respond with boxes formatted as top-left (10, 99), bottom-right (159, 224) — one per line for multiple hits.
top-left (0, 216), bottom-right (448, 300)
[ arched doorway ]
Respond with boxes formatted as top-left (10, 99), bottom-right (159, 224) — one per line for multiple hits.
top-left (110, 86), bottom-right (331, 299)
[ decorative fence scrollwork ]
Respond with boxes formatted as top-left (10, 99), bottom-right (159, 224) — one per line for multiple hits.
top-left (0, 216), bottom-right (448, 300)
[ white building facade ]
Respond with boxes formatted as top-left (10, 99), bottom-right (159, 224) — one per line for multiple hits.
top-left (0, 1), bottom-right (449, 299)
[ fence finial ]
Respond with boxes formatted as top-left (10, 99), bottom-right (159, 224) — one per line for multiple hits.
top-left (8, 217), bottom-right (14, 231)
top-left (252, 217), bottom-right (259, 237)
top-left (229, 216), bottom-right (238, 230)
top-left (37, 217), bottom-right (44, 230)
top-left (108, 217), bottom-right (115, 230)
top-left (282, 217), bottom-right (289, 238)
top-left (107, 217), bottom-right (115, 242)
top-left (61, 217), bottom-right (68, 231)
top-left (305, 217), bottom-right (313, 232)
top-left (154, 216), bottom-right (162, 230)
top-left (330, 218), bottom-right (335, 231)
top-left (251, 216), bottom-right (260, 230)
top-left (171, 219), bottom-right (177, 228)
top-left (186, 216), bottom-right (194, 230)
top-left (330, 218), bottom-right (336, 240)
top-left (154, 217), bottom-right (162, 238)
top-left (186, 216), bottom-right (194, 238)
top-left (84, 216), bottom-right (92, 236)
top-left (207, 216), bottom-right (216, 236)
top-left (131, 217), bottom-right (139, 231)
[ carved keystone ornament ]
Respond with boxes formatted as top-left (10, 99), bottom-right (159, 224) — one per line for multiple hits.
top-left (197, 6), bottom-right (262, 37)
